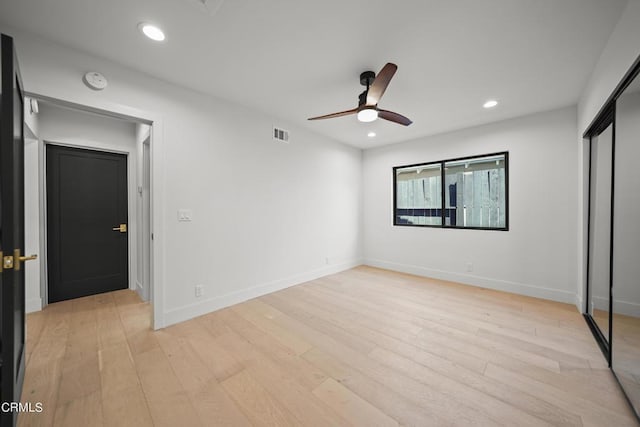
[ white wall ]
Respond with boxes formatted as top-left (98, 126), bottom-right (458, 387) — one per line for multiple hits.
top-left (577, 0), bottom-right (640, 309)
top-left (24, 97), bottom-right (38, 139)
top-left (135, 123), bottom-right (151, 301)
top-left (363, 107), bottom-right (579, 303)
top-left (40, 103), bottom-right (137, 152)
top-left (4, 27), bottom-right (362, 327)
top-left (24, 138), bottom-right (41, 313)
top-left (24, 98), bottom-right (41, 312)
top-left (578, 0), bottom-right (640, 133)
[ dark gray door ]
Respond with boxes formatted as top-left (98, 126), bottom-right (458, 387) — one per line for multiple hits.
top-left (0, 33), bottom-right (28, 426)
top-left (46, 145), bottom-right (128, 303)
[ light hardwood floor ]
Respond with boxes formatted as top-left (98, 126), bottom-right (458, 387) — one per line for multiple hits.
top-left (19, 266), bottom-right (639, 426)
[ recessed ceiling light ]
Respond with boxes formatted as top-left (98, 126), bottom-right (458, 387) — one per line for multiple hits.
top-left (483, 100), bottom-right (498, 109)
top-left (138, 23), bottom-right (165, 41)
top-left (367, 131), bottom-right (376, 137)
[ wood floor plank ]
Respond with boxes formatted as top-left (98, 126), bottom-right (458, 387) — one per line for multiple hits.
top-left (101, 384), bottom-right (153, 427)
top-left (190, 377), bottom-right (252, 427)
top-left (95, 302), bottom-right (128, 350)
top-left (261, 292), bottom-right (380, 356)
top-left (369, 347), bottom-right (569, 427)
top-left (268, 286), bottom-right (488, 374)
top-left (19, 267), bottom-right (640, 426)
top-left (57, 352), bottom-right (101, 405)
top-left (98, 342), bottom-right (144, 399)
top-left (232, 302), bottom-right (313, 355)
top-left (302, 347), bottom-right (458, 427)
top-left (211, 326), bottom-right (347, 426)
top-left (265, 297), bottom-right (501, 426)
top-left (155, 329), bottom-right (216, 391)
top-left (24, 310), bottom-right (46, 366)
top-left (312, 377), bottom-right (399, 427)
top-left (53, 390), bottom-right (104, 427)
top-left (18, 357), bottom-right (64, 427)
top-left (484, 362), bottom-right (638, 427)
top-left (304, 276), bottom-right (565, 373)
top-left (310, 278), bottom-right (564, 371)
top-left (133, 347), bottom-right (202, 426)
top-left (221, 369), bottom-right (299, 426)
top-left (215, 309), bottom-right (329, 390)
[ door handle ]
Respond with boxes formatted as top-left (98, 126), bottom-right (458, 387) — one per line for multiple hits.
top-left (112, 224), bottom-right (127, 233)
top-left (13, 249), bottom-right (37, 271)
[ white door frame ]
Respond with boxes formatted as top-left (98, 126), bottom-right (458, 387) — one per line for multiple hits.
top-left (27, 92), bottom-right (166, 329)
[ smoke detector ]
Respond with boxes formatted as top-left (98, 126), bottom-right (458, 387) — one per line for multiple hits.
top-left (83, 72), bottom-right (108, 91)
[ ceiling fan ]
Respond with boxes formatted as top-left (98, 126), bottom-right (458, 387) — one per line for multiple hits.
top-left (308, 62), bottom-right (412, 126)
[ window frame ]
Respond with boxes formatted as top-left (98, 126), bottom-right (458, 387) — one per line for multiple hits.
top-left (393, 151), bottom-right (509, 231)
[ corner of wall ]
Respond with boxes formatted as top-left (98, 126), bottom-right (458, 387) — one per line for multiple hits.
top-left (364, 258), bottom-right (577, 305)
top-left (162, 258), bottom-right (363, 327)
top-left (575, 0), bottom-right (640, 310)
top-left (26, 297), bottom-right (42, 313)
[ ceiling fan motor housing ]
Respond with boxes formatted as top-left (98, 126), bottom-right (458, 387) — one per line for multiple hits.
top-left (360, 71), bottom-right (375, 87)
top-left (359, 71), bottom-right (376, 107)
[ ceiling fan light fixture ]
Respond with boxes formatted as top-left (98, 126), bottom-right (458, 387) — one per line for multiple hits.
top-left (358, 108), bottom-right (378, 123)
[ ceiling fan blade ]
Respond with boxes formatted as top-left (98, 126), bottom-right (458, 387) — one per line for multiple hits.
top-left (308, 108), bottom-right (358, 120)
top-left (378, 109), bottom-right (413, 126)
top-left (366, 63), bottom-right (398, 106)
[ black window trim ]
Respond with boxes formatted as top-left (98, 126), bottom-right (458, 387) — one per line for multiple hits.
top-left (393, 151), bottom-right (509, 231)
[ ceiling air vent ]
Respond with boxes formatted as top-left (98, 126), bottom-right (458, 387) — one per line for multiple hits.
top-left (273, 127), bottom-right (289, 143)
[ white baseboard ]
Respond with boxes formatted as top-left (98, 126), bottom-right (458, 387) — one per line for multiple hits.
top-left (582, 295), bottom-right (640, 318)
top-left (364, 258), bottom-right (576, 305)
top-left (26, 297), bottom-right (42, 313)
top-left (134, 280), bottom-right (145, 301)
top-left (163, 258), bottom-right (363, 327)
top-left (591, 295), bottom-right (609, 311)
top-left (613, 299), bottom-right (640, 317)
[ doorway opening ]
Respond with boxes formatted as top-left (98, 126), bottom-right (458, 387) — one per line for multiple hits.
top-left (23, 95), bottom-right (160, 327)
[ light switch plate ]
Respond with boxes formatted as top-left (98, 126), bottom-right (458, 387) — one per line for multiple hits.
top-left (178, 209), bottom-right (193, 222)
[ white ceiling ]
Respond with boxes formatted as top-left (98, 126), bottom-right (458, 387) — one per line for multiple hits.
top-left (0, 0), bottom-right (627, 148)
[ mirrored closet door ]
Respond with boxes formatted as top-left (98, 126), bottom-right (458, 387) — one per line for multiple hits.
top-left (611, 67), bottom-right (640, 417)
top-left (584, 54), bottom-right (640, 421)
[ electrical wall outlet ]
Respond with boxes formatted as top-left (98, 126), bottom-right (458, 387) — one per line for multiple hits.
top-left (195, 284), bottom-right (204, 297)
top-left (466, 263), bottom-right (474, 272)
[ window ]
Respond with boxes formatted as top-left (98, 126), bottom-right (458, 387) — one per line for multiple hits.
top-left (395, 162), bottom-right (442, 226)
top-left (393, 152), bottom-right (508, 230)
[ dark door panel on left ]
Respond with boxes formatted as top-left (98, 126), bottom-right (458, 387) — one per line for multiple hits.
top-left (0, 33), bottom-right (27, 426)
top-left (46, 145), bottom-right (128, 303)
